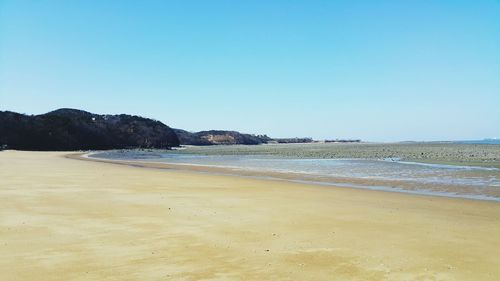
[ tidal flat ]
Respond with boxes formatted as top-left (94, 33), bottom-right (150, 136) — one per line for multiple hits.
top-left (172, 142), bottom-right (500, 168)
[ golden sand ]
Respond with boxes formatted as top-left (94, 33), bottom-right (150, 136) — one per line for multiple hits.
top-left (1, 151), bottom-right (500, 280)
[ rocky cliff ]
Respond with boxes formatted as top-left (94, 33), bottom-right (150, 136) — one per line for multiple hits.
top-left (173, 129), bottom-right (271, 145)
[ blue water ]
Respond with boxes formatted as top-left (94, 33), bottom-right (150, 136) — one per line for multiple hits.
top-left (91, 151), bottom-right (500, 201)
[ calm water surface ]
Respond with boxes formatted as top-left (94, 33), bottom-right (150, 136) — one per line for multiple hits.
top-left (92, 151), bottom-right (500, 202)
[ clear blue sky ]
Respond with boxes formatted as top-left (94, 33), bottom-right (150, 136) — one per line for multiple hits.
top-left (1, 0), bottom-right (499, 141)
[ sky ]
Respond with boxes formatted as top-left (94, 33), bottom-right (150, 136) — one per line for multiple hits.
top-left (0, 0), bottom-right (499, 141)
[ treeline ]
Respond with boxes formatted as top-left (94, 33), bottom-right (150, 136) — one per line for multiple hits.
top-left (0, 109), bottom-right (179, 150)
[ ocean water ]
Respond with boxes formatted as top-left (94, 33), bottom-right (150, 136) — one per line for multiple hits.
top-left (91, 150), bottom-right (500, 202)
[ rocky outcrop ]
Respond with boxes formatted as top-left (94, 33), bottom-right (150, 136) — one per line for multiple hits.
top-left (0, 109), bottom-right (179, 150)
top-left (173, 129), bottom-right (271, 145)
top-left (273, 138), bottom-right (313, 144)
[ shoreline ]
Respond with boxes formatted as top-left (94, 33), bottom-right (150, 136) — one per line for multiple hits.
top-left (76, 152), bottom-right (500, 202)
top-left (404, 158), bottom-right (500, 169)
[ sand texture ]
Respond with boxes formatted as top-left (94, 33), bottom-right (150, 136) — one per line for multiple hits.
top-left (1, 151), bottom-right (500, 280)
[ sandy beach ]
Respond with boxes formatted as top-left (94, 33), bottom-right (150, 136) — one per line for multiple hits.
top-left (1, 151), bottom-right (500, 281)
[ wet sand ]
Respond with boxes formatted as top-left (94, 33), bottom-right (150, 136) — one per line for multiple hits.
top-left (1, 151), bottom-right (500, 280)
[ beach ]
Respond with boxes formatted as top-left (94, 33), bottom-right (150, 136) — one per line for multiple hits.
top-left (1, 151), bottom-right (500, 280)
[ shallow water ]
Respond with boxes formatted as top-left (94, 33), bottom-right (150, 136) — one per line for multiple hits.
top-left (92, 150), bottom-right (500, 201)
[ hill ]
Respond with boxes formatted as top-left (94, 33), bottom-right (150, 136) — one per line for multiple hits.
top-left (454, 139), bottom-right (500, 145)
top-left (173, 129), bottom-right (271, 145)
top-left (0, 109), bottom-right (179, 150)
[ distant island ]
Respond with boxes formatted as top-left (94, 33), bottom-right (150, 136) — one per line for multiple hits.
top-left (454, 139), bottom-right (500, 145)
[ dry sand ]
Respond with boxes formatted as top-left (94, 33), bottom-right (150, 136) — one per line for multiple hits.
top-left (1, 151), bottom-right (500, 280)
